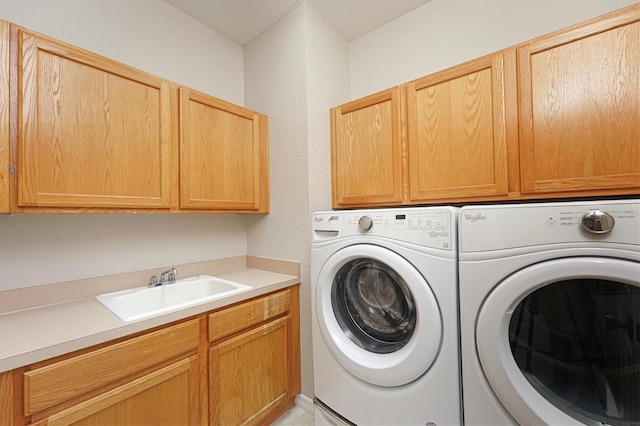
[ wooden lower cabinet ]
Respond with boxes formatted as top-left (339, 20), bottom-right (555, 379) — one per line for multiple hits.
top-left (31, 356), bottom-right (200, 426)
top-left (208, 286), bottom-right (301, 426)
top-left (0, 285), bottom-right (300, 426)
top-left (16, 319), bottom-right (201, 426)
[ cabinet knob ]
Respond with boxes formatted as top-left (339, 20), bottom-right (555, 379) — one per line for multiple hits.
top-left (580, 210), bottom-right (615, 234)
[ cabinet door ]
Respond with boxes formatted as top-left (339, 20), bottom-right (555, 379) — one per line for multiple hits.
top-left (31, 356), bottom-right (200, 426)
top-left (210, 316), bottom-right (293, 426)
top-left (406, 52), bottom-right (510, 202)
top-left (331, 87), bottom-right (405, 208)
top-left (0, 370), bottom-right (14, 425)
top-left (0, 20), bottom-right (9, 213)
top-left (16, 27), bottom-right (173, 210)
top-left (518, 6), bottom-right (640, 196)
top-left (180, 87), bottom-right (269, 212)
top-left (208, 287), bottom-right (300, 426)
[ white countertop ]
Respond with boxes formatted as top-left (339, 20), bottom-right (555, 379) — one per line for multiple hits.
top-left (0, 260), bottom-right (299, 373)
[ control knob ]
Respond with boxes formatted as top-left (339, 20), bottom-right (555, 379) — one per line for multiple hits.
top-left (580, 210), bottom-right (615, 234)
top-left (358, 216), bottom-right (373, 231)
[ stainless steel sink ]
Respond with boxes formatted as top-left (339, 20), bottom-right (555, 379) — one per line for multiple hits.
top-left (96, 275), bottom-right (251, 322)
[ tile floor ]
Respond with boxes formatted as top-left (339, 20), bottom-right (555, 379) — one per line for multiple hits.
top-left (271, 404), bottom-right (315, 426)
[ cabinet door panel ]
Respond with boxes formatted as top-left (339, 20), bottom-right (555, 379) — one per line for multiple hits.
top-left (210, 316), bottom-right (291, 426)
top-left (35, 356), bottom-right (199, 426)
top-left (407, 53), bottom-right (509, 202)
top-left (180, 88), bottom-right (267, 211)
top-left (331, 87), bottom-right (405, 207)
top-left (17, 29), bottom-right (173, 209)
top-left (519, 10), bottom-right (640, 194)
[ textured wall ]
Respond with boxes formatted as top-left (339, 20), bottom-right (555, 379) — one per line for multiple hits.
top-left (243, 4), bottom-right (312, 397)
top-left (243, 2), bottom-right (349, 399)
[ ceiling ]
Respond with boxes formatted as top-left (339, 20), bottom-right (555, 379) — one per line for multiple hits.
top-left (164, 0), bottom-right (430, 45)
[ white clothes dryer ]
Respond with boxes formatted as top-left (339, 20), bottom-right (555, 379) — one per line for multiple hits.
top-left (311, 207), bottom-right (462, 426)
top-left (458, 199), bottom-right (640, 425)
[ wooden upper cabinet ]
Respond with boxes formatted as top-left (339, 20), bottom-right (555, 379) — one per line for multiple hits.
top-left (0, 20), bottom-right (9, 213)
top-left (406, 52), bottom-right (511, 202)
top-left (518, 5), bottom-right (640, 196)
top-left (331, 87), bottom-right (405, 208)
top-left (0, 19), bottom-right (11, 213)
top-left (15, 27), bottom-right (174, 210)
top-left (180, 87), bottom-right (269, 212)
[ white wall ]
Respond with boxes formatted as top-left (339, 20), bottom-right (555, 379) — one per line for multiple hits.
top-left (0, 0), bottom-right (248, 290)
top-left (350, 0), bottom-right (638, 98)
top-left (243, 1), bottom-right (349, 399)
top-left (306, 6), bottom-right (350, 214)
top-left (0, 0), bottom-right (244, 103)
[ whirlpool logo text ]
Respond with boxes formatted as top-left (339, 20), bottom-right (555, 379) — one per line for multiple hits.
top-left (464, 213), bottom-right (486, 222)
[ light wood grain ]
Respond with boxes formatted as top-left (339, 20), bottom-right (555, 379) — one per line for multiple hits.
top-left (0, 20), bottom-right (9, 212)
top-left (16, 28), bottom-right (174, 209)
top-left (519, 5), bottom-right (640, 195)
top-left (23, 319), bottom-right (199, 415)
top-left (209, 286), bottom-right (299, 426)
top-left (212, 316), bottom-right (290, 425)
top-left (180, 87), bottom-right (268, 212)
top-left (33, 355), bottom-right (198, 426)
top-left (331, 87), bottom-right (405, 208)
top-left (0, 370), bottom-right (14, 426)
top-left (208, 288), bottom-right (291, 342)
top-left (406, 51), bottom-right (509, 202)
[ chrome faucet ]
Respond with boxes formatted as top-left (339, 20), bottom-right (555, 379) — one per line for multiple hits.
top-left (148, 267), bottom-right (177, 287)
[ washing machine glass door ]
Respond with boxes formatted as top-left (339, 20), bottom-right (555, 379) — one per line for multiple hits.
top-left (315, 244), bottom-right (442, 387)
top-left (476, 257), bottom-right (640, 426)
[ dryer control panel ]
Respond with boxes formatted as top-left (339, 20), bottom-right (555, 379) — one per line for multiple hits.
top-left (312, 207), bottom-right (457, 250)
top-left (459, 199), bottom-right (640, 253)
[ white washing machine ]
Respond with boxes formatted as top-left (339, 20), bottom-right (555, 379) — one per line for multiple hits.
top-left (311, 207), bottom-right (462, 426)
top-left (458, 199), bottom-right (640, 425)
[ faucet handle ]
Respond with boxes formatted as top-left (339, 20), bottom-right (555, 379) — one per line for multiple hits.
top-left (148, 275), bottom-right (158, 287)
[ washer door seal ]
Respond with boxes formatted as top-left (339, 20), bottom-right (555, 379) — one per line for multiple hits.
top-left (315, 244), bottom-right (442, 387)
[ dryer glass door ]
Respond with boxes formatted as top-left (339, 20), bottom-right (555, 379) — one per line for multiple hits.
top-left (510, 278), bottom-right (639, 425)
top-left (476, 257), bottom-right (640, 426)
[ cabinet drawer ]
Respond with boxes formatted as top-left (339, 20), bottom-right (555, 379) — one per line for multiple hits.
top-left (23, 319), bottom-right (199, 415)
top-left (208, 289), bottom-right (291, 342)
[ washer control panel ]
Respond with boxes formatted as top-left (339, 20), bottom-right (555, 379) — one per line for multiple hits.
top-left (312, 207), bottom-right (457, 250)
